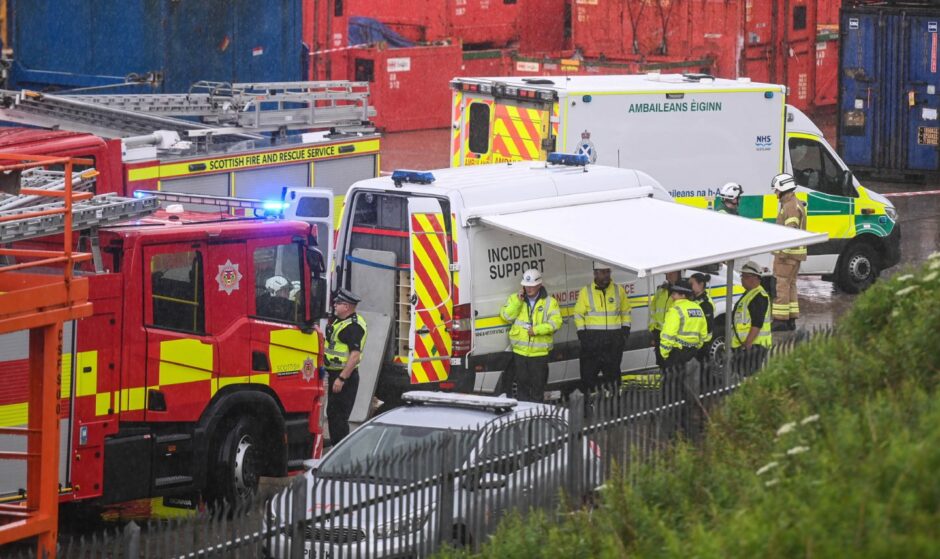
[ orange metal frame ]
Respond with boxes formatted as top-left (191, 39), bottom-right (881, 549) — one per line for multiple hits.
top-left (0, 154), bottom-right (94, 558)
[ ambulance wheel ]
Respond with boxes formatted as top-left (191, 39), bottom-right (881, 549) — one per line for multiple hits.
top-left (208, 416), bottom-right (265, 505)
top-left (837, 244), bottom-right (879, 294)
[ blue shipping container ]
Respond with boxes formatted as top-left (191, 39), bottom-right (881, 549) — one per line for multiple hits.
top-left (839, 5), bottom-right (940, 178)
top-left (9, 0), bottom-right (304, 93)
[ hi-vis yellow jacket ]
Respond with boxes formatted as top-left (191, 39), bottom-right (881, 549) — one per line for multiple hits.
top-left (659, 299), bottom-right (708, 359)
top-left (648, 284), bottom-right (674, 332)
top-left (500, 289), bottom-right (562, 357)
top-left (573, 282), bottom-right (632, 331)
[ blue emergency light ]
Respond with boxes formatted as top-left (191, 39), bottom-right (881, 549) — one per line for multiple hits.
top-left (547, 152), bottom-right (590, 167)
top-left (391, 169), bottom-right (436, 186)
top-left (262, 200), bottom-right (289, 211)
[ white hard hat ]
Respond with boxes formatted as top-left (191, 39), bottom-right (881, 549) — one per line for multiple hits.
top-left (592, 261), bottom-right (610, 271)
top-left (718, 182), bottom-right (743, 202)
top-left (265, 275), bottom-right (290, 295)
top-left (520, 268), bottom-right (543, 287)
top-left (740, 261), bottom-right (764, 276)
top-left (771, 173), bottom-right (797, 193)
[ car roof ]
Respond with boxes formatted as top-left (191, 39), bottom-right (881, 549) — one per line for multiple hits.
top-left (371, 401), bottom-right (556, 431)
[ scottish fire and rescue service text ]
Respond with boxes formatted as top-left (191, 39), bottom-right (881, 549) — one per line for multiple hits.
top-left (208, 145), bottom-right (348, 171)
top-left (488, 243), bottom-right (545, 279)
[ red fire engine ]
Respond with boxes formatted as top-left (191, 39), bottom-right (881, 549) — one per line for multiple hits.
top-left (0, 178), bottom-right (333, 509)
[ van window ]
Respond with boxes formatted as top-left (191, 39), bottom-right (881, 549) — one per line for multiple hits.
top-left (253, 243), bottom-right (304, 323)
top-left (468, 103), bottom-right (491, 154)
top-left (150, 251), bottom-right (205, 334)
top-left (789, 138), bottom-right (854, 198)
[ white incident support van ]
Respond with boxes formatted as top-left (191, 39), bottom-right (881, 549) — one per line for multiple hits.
top-left (449, 74), bottom-right (901, 293)
top-left (323, 158), bottom-right (824, 414)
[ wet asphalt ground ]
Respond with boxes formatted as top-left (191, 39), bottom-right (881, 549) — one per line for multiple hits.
top-left (379, 125), bottom-right (940, 333)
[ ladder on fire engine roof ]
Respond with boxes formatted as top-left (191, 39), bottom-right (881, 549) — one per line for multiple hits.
top-left (0, 80), bottom-right (377, 139)
top-left (0, 167), bottom-right (159, 269)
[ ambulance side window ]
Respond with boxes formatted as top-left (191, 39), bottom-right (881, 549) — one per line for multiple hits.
top-left (789, 138), bottom-right (854, 198)
top-left (150, 250), bottom-right (205, 334)
top-left (253, 244), bottom-right (305, 324)
top-left (468, 103), bottom-right (491, 154)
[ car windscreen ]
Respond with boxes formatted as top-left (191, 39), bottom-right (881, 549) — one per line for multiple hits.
top-left (318, 423), bottom-right (477, 484)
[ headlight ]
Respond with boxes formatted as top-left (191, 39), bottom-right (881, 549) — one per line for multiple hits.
top-left (885, 205), bottom-right (898, 222)
top-left (373, 507), bottom-right (431, 539)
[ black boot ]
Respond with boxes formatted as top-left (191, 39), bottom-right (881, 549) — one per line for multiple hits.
top-left (771, 320), bottom-right (790, 332)
top-left (788, 318), bottom-right (797, 331)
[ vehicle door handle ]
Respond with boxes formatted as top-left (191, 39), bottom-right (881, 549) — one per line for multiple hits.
top-left (416, 327), bottom-right (430, 335)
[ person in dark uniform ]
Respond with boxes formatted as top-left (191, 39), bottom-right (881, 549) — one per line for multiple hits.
top-left (689, 272), bottom-right (715, 366)
top-left (324, 288), bottom-right (367, 445)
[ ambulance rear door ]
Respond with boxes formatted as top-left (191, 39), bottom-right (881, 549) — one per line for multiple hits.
top-left (406, 197), bottom-right (454, 385)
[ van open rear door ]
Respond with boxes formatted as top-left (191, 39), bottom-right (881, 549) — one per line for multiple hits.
top-left (451, 79), bottom-right (557, 166)
top-left (406, 197), bottom-right (453, 384)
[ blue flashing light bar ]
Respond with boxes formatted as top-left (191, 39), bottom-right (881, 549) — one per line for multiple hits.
top-left (547, 152), bottom-right (590, 167)
top-left (262, 200), bottom-right (289, 211)
top-left (391, 169), bottom-right (436, 186)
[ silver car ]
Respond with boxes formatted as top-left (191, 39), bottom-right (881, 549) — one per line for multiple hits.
top-left (265, 391), bottom-right (602, 558)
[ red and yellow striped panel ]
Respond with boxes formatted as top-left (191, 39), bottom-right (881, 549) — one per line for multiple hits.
top-left (451, 92), bottom-right (463, 167)
top-left (409, 212), bottom-right (453, 384)
top-left (551, 102), bottom-right (559, 142)
top-left (492, 104), bottom-right (546, 163)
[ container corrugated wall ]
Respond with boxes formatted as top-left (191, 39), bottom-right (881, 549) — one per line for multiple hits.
top-left (839, 5), bottom-right (940, 177)
top-left (9, 0), bottom-right (303, 92)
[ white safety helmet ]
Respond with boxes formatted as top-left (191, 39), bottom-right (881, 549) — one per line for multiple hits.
top-left (718, 182), bottom-right (743, 202)
top-left (771, 173), bottom-right (798, 193)
top-left (265, 275), bottom-right (290, 295)
top-left (740, 261), bottom-right (764, 276)
top-left (520, 268), bottom-right (543, 287)
top-left (592, 261), bottom-right (610, 271)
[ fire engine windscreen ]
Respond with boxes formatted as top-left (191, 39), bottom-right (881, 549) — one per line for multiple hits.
top-left (254, 243), bottom-right (305, 323)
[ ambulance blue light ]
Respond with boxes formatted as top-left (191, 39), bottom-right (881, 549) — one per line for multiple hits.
top-left (547, 152), bottom-right (590, 166)
top-left (262, 200), bottom-right (288, 211)
top-left (764, 91), bottom-right (775, 99)
top-left (133, 190), bottom-right (147, 198)
top-left (391, 170), bottom-right (436, 186)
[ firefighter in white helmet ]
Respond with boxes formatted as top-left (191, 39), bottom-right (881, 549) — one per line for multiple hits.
top-left (770, 173), bottom-right (807, 331)
top-left (574, 262), bottom-right (632, 392)
top-left (499, 268), bottom-right (562, 402)
top-left (717, 182), bottom-right (744, 216)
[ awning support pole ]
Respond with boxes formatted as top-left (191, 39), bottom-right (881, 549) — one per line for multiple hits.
top-left (724, 259), bottom-right (734, 377)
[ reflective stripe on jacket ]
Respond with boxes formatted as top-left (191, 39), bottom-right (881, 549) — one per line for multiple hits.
top-left (500, 289), bottom-right (562, 357)
top-left (648, 285), bottom-right (674, 332)
top-left (659, 299), bottom-right (707, 359)
top-left (731, 286), bottom-right (772, 349)
top-left (325, 314), bottom-right (368, 371)
top-left (573, 282), bottom-right (632, 331)
top-left (774, 192), bottom-right (807, 260)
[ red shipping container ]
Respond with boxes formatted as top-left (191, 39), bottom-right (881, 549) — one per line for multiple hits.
top-left (303, 0), bottom-right (349, 80)
top-left (349, 43), bottom-right (463, 132)
top-left (343, 0), bottom-right (521, 47)
top-left (813, 27), bottom-right (839, 108)
top-left (815, 0), bottom-right (841, 26)
top-left (518, 0), bottom-right (569, 53)
top-left (571, 0), bottom-right (696, 60)
top-left (462, 49), bottom-right (510, 77)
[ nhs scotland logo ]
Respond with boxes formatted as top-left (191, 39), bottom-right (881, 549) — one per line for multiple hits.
top-left (755, 135), bottom-right (773, 151)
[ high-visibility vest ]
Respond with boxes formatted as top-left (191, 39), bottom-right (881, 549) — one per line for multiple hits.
top-left (500, 292), bottom-right (562, 357)
top-left (573, 282), bottom-right (632, 331)
top-left (324, 314), bottom-right (368, 371)
top-left (693, 292), bottom-right (714, 343)
top-left (731, 286), bottom-right (772, 349)
top-left (648, 285), bottom-right (674, 332)
top-left (659, 299), bottom-right (707, 359)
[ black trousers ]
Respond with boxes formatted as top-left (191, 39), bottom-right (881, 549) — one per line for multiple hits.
top-left (507, 354), bottom-right (549, 403)
top-left (661, 347), bottom-right (698, 372)
top-left (580, 343), bottom-right (623, 393)
top-left (651, 329), bottom-right (665, 367)
top-left (327, 369), bottom-right (359, 445)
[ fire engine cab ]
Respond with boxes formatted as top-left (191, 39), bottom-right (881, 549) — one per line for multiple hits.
top-left (0, 185), bottom-right (331, 508)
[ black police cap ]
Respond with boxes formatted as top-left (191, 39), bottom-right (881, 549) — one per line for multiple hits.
top-left (334, 288), bottom-right (361, 305)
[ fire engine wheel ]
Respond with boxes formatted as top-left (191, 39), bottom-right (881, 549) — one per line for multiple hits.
top-left (209, 416), bottom-right (266, 504)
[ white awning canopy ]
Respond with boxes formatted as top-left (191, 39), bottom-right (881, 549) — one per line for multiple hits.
top-left (473, 194), bottom-right (828, 277)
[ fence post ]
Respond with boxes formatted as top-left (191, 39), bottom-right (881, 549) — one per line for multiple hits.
top-left (566, 390), bottom-right (585, 508)
top-left (122, 520), bottom-right (140, 559)
top-left (289, 475), bottom-right (307, 559)
top-left (437, 436), bottom-right (456, 550)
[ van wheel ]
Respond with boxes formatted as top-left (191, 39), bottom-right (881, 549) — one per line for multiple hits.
top-left (837, 244), bottom-right (879, 294)
top-left (207, 416), bottom-right (266, 505)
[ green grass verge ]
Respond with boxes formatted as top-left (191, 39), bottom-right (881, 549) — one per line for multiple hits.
top-left (437, 256), bottom-right (940, 559)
